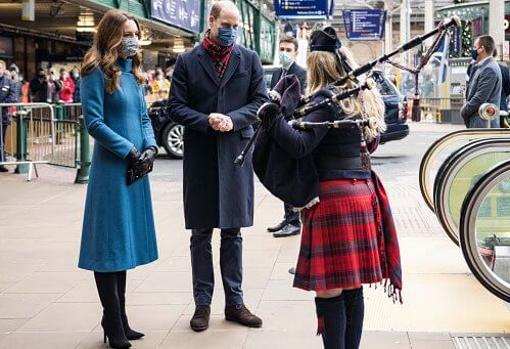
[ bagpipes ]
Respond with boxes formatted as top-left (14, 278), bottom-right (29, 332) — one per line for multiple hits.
top-left (234, 16), bottom-right (460, 168)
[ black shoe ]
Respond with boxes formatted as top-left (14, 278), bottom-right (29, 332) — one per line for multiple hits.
top-left (225, 304), bottom-right (262, 328)
top-left (273, 224), bottom-right (300, 238)
top-left (267, 220), bottom-right (287, 232)
top-left (288, 267), bottom-right (296, 275)
top-left (190, 305), bottom-right (211, 332)
top-left (0, 165), bottom-right (8, 173)
top-left (94, 272), bottom-right (132, 349)
top-left (117, 271), bottom-right (144, 340)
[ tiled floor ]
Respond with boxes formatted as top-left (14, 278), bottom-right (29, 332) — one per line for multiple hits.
top-left (0, 123), bottom-right (509, 348)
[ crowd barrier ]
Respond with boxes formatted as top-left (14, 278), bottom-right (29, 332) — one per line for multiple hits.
top-left (0, 102), bottom-right (90, 182)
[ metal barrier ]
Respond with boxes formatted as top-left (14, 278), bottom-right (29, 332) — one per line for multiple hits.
top-left (420, 97), bottom-right (465, 123)
top-left (0, 102), bottom-right (90, 182)
top-left (0, 103), bottom-right (55, 180)
top-left (51, 103), bottom-right (82, 168)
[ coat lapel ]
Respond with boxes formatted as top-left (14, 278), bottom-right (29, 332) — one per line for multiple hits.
top-left (197, 45), bottom-right (221, 86)
top-left (220, 46), bottom-right (240, 87)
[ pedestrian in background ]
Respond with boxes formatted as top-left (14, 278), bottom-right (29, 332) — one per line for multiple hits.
top-left (492, 49), bottom-right (510, 127)
top-left (0, 60), bottom-right (16, 172)
top-left (8, 64), bottom-right (21, 102)
top-left (78, 9), bottom-right (159, 349)
top-left (29, 69), bottom-right (49, 103)
top-left (267, 35), bottom-right (307, 238)
top-left (48, 68), bottom-right (62, 103)
top-left (150, 71), bottom-right (170, 100)
top-left (461, 35), bottom-right (502, 128)
top-left (169, 0), bottom-right (267, 333)
top-left (58, 69), bottom-right (75, 103)
top-left (71, 67), bottom-right (81, 103)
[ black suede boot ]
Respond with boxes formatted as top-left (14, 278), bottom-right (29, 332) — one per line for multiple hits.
top-left (315, 294), bottom-right (347, 349)
top-left (117, 271), bottom-right (145, 340)
top-left (94, 272), bottom-right (131, 349)
top-left (343, 288), bottom-right (364, 349)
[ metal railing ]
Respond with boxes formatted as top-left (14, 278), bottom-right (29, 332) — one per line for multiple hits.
top-left (0, 102), bottom-right (90, 182)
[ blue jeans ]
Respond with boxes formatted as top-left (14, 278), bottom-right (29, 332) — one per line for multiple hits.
top-left (190, 228), bottom-right (243, 306)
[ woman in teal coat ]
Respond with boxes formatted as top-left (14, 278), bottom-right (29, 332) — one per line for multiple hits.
top-left (78, 9), bottom-right (158, 349)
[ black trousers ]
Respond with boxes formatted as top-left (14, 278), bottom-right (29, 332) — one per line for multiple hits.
top-left (284, 203), bottom-right (300, 227)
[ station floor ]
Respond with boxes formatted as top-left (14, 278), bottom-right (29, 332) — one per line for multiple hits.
top-left (0, 122), bottom-right (508, 348)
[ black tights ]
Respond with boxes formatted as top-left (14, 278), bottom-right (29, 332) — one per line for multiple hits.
top-left (315, 288), bottom-right (364, 349)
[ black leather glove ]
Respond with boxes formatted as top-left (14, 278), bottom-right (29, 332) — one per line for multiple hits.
top-left (135, 146), bottom-right (158, 172)
top-left (257, 102), bottom-right (281, 128)
top-left (126, 147), bottom-right (141, 164)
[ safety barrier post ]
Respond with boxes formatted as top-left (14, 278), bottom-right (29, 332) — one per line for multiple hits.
top-left (75, 115), bottom-right (90, 184)
top-left (14, 110), bottom-right (29, 174)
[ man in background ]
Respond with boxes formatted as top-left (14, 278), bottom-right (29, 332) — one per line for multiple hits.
top-left (461, 35), bottom-right (502, 128)
top-left (267, 35), bottom-right (306, 238)
top-left (0, 60), bottom-right (16, 172)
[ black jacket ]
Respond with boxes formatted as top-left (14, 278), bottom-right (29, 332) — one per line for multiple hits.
top-left (270, 62), bottom-right (307, 94)
top-left (0, 75), bottom-right (16, 124)
top-left (498, 63), bottom-right (510, 111)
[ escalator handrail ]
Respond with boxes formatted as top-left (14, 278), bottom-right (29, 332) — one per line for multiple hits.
top-left (433, 137), bottom-right (510, 246)
top-left (419, 128), bottom-right (509, 212)
top-left (459, 158), bottom-right (510, 303)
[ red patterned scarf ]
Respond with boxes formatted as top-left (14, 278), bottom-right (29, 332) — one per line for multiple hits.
top-left (202, 31), bottom-right (234, 78)
top-left (371, 171), bottom-right (403, 303)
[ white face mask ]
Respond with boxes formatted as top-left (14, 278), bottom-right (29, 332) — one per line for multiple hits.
top-left (279, 51), bottom-right (294, 69)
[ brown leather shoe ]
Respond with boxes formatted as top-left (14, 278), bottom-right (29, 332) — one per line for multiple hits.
top-left (225, 304), bottom-right (262, 328)
top-left (190, 305), bottom-right (210, 332)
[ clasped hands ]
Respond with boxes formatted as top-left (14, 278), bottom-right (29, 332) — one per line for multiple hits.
top-left (126, 147), bottom-right (158, 185)
top-left (208, 113), bottom-right (233, 132)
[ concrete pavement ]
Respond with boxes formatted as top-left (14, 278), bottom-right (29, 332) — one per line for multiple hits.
top-left (0, 122), bottom-right (509, 348)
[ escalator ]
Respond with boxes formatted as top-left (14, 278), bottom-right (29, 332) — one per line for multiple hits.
top-left (419, 106), bottom-right (510, 302)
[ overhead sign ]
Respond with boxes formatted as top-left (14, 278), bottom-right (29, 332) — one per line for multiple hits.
top-left (342, 9), bottom-right (386, 41)
top-left (273, 0), bottom-right (329, 19)
top-left (151, 0), bottom-right (201, 33)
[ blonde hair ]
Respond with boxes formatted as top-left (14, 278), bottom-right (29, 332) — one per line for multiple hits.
top-left (81, 9), bottom-right (144, 94)
top-left (306, 47), bottom-right (386, 140)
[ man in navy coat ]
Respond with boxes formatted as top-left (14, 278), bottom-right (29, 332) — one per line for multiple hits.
top-left (169, 0), bottom-right (267, 333)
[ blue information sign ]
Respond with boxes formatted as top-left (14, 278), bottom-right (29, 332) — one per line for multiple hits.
top-left (342, 9), bottom-right (386, 41)
top-left (151, 0), bottom-right (201, 33)
top-left (274, 0), bottom-right (329, 19)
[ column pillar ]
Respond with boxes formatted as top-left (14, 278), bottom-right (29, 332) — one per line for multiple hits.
top-left (489, 0), bottom-right (505, 60)
top-left (424, 0), bottom-right (434, 35)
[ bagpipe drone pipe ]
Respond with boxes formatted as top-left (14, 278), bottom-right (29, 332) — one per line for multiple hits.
top-left (236, 17), bottom-right (460, 208)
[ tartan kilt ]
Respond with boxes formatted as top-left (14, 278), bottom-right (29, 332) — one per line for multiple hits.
top-left (293, 178), bottom-right (384, 291)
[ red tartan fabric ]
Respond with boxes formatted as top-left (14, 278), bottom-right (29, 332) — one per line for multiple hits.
top-left (202, 33), bottom-right (233, 79)
top-left (294, 178), bottom-right (384, 292)
top-left (371, 171), bottom-right (402, 302)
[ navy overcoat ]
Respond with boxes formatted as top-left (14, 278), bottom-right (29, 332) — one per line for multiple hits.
top-left (169, 44), bottom-right (268, 229)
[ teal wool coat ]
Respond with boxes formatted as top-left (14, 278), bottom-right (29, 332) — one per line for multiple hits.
top-left (78, 58), bottom-right (158, 272)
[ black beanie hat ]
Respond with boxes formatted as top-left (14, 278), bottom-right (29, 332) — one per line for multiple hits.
top-left (309, 26), bottom-right (342, 53)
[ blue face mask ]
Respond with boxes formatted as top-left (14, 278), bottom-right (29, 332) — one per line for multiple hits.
top-left (217, 27), bottom-right (237, 47)
top-left (471, 48), bottom-right (479, 60)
